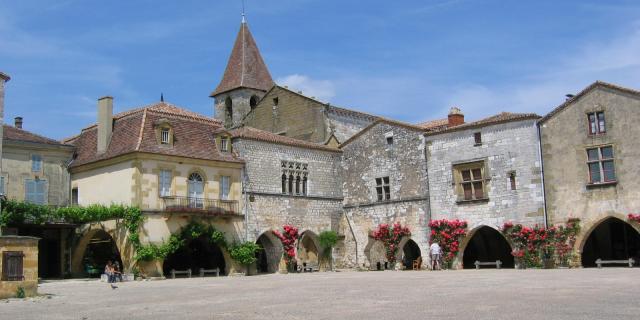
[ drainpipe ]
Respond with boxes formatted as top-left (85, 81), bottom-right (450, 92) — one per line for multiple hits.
top-left (242, 165), bottom-right (249, 241)
top-left (536, 122), bottom-right (549, 229)
top-left (344, 210), bottom-right (358, 268)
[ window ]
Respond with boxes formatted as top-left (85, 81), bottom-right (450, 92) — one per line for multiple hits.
top-left (375, 177), bottom-right (391, 201)
top-left (454, 162), bottom-right (487, 201)
top-left (587, 146), bottom-right (615, 184)
top-left (0, 176), bottom-right (4, 195)
top-left (281, 161), bottom-right (309, 196)
top-left (474, 132), bottom-right (482, 145)
top-left (220, 176), bottom-right (230, 200)
top-left (250, 95), bottom-right (259, 109)
top-left (221, 137), bottom-right (229, 152)
top-left (225, 97), bottom-right (233, 125)
top-left (273, 97), bottom-right (279, 106)
top-left (25, 179), bottom-right (47, 204)
top-left (187, 172), bottom-right (204, 208)
top-left (161, 128), bottom-right (170, 144)
top-left (31, 154), bottom-right (42, 172)
top-left (72, 188), bottom-right (79, 205)
top-left (385, 132), bottom-right (394, 146)
top-left (588, 112), bottom-right (606, 135)
top-left (159, 170), bottom-right (172, 197)
top-left (2, 251), bottom-right (24, 281)
top-left (509, 172), bottom-right (516, 190)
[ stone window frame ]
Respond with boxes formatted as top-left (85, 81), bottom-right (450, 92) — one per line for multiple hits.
top-left (375, 176), bottom-right (391, 202)
top-left (281, 161), bottom-right (308, 196)
top-left (154, 119), bottom-right (174, 147)
top-left (586, 144), bottom-right (616, 186)
top-left (452, 160), bottom-right (490, 203)
top-left (586, 109), bottom-right (606, 136)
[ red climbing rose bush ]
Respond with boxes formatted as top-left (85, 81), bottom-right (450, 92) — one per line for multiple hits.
top-left (370, 223), bottom-right (411, 264)
top-left (428, 219), bottom-right (468, 268)
top-left (628, 214), bottom-right (640, 224)
top-left (273, 225), bottom-right (299, 266)
top-left (502, 218), bottom-right (580, 268)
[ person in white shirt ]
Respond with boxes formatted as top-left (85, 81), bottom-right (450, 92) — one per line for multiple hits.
top-left (429, 242), bottom-right (442, 270)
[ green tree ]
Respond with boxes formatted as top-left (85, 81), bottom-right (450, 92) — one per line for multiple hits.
top-left (319, 230), bottom-right (338, 271)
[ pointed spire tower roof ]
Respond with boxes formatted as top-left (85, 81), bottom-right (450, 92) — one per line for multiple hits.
top-left (210, 17), bottom-right (274, 97)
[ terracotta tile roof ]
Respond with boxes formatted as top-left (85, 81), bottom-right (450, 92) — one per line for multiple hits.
top-left (3, 124), bottom-right (72, 147)
top-left (65, 102), bottom-right (242, 168)
top-left (425, 112), bottom-right (540, 136)
top-left (210, 22), bottom-right (274, 97)
top-left (416, 118), bottom-right (449, 132)
top-left (229, 126), bottom-right (341, 153)
top-left (539, 81), bottom-right (640, 123)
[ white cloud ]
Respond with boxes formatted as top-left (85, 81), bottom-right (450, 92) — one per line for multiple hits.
top-left (276, 74), bottom-right (336, 102)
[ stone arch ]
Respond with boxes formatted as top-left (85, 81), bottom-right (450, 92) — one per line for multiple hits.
top-left (579, 216), bottom-right (640, 267)
top-left (71, 222), bottom-right (129, 277)
top-left (297, 230), bottom-right (320, 268)
top-left (162, 235), bottom-right (228, 276)
top-left (255, 230), bottom-right (283, 274)
top-left (364, 237), bottom-right (388, 270)
top-left (398, 238), bottom-right (421, 270)
top-left (459, 225), bottom-right (514, 269)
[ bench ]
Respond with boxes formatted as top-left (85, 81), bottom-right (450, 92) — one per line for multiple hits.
top-left (170, 269), bottom-right (192, 279)
top-left (302, 263), bottom-right (319, 272)
top-left (199, 268), bottom-right (220, 277)
top-left (595, 258), bottom-right (635, 268)
top-left (474, 260), bottom-right (502, 270)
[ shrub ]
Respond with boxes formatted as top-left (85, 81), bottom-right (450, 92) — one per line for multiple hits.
top-left (15, 287), bottom-right (25, 299)
top-left (428, 219), bottom-right (467, 268)
top-left (230, 242), bottom-right (262, 267)
top-left (371, 223), bottom-right (411, 264)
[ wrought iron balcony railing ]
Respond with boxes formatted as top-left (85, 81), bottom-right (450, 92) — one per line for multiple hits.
top-left (162, 196), bottom-right (240, 217)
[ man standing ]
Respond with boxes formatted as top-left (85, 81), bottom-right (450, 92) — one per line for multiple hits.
top-left (429, 242), bottom-right (442, 270)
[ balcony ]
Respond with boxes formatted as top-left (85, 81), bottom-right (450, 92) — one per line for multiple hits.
top-left (162, 196), bottom-right (241, 217)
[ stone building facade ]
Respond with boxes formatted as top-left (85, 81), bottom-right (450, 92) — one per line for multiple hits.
top-left (245, 85), bottom-right (377, 144)
top-left (0, 236), bottom-right (39, 298)
top-left (425, 110), bottom-right (544, 268)
top-left (540, 81), bottom-right (640, 266)
top-left (339, 120), bottom-right (430, 270)
top-left (230, 126), bottom-right (343, 272)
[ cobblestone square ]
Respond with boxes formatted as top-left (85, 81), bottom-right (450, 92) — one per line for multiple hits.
top-left (3, 269), bottom-right (639, 320)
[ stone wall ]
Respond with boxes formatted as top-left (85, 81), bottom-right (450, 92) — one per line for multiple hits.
top-left (425, 119), bottom-right (545, 231)
top-left (214, 88), bottom-right (266, 128)
top-left (0, 236), bottom-right (39, 299)
top-left (339, 122), bottom-right (430, 269)
top-left (326, 108), bottom-right (376, 144)
top-left (540, 86), bottom-right (640, 240)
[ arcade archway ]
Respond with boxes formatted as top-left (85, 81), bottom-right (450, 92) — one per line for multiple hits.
top-left (401, 239), bottom-right (421, 270)
top-left (297, 231), bottom-right (319, 268)
top-left (581, 217), bottom-right (640, 267)
top-left (255, 232), bottom-right (283, 274)
top-left (162, 235), bottom-right (227, 276)
top-left (80, 230), bottom-right (123, 277)
top-left (463, 226), bottom-right (514, 269)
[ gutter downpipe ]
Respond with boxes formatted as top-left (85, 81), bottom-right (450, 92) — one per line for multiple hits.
top-left (536, 121), bottom-right (549, 229)
top-left (242, 165), bottom-right (249, 241)
top-left (344, 209), bottom-right (358, 268)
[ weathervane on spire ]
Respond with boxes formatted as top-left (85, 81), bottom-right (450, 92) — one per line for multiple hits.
top-left (241, 0), bottom-right (246, 23)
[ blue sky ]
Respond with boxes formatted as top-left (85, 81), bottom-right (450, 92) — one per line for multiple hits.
top-left (1, 0), bottom-right (640, 139)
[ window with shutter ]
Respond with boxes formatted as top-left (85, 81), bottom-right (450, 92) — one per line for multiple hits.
top-left (2, 251), bottom-right (25, 281)
top-left (453, 161), bottom-right (488, 202)
top-left (0, 176), bottom-right (4, 195)
top-left (31, 154), bottom-right (42, 172)
top-left (25, 179), bottom-right (47, 204)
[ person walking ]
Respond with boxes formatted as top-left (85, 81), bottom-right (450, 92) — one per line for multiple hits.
top-left (429, 242), bottom-right (442, 270)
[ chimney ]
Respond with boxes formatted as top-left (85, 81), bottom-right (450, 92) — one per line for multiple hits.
top-left (14, 117), bottom-right (22, 129)
top-left (97, 96), bottom-right (113, 154)
top-left (448, 107), bottom-right (465, 127)
top-left (0, 72), bottom-right (10, 125)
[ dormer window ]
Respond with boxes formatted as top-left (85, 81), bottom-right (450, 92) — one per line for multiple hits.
top-left (221, 137), bottom-right (229, 152)
top-left (161, 128), bottom-right (170, 144)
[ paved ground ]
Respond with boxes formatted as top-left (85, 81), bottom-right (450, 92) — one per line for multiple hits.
top-left (3, 268), bottom-right (639, 320)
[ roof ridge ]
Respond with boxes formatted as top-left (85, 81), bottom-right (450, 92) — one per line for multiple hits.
top-left (135, 109), bottom-right (147, 151)
top-left (2, 124), bottom-right (71, 146)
